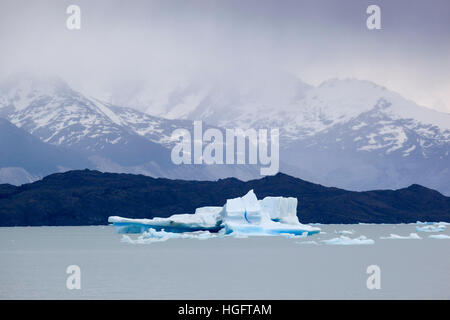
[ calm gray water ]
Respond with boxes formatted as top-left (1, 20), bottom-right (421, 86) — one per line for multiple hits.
top-left (0, 224), bottom-right (449, 299)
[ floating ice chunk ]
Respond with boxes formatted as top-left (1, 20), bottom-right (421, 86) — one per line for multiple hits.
top-left (109, 189), bottom-right (320, 238)
top-left (416, 224), bottom-right (446, 233)
top-left (296, 240), bottom-right (318, 245)
top-left (429, 234), bottom-right (450, 239)
top-left (336, 230), bottom-right (355, 235)
top-left (416, 221), bottom-right (434, 225)
top-left (323, 235), bottom-right (374, 245)
top-left (121, 229), bottom-right (219, 244)
top-left (380, 233), bottom-right (421, 240)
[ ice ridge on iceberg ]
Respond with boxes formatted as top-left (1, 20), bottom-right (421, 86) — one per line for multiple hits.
top-left (108, 190), bottom-right (320, 238)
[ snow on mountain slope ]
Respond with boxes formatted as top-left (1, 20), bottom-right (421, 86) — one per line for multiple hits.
top-left (289, 79), bottom-right (450, 135)
top-left (284, 98), bottom-right (449, 155)
top-left (0, 73), bottom-right (448, 194)
top-left (112, 75), bottom-right (450, 142)
top-left (281, 98), bottom-right (450, 194)
top-left (0, 74), bottom-right (263, 182)
top-left (0, 74), bottom-right (173, 169)
top-left (106, 105), bottom-right (194, 147)
top-left (106, 74), bottom-right (450, 194)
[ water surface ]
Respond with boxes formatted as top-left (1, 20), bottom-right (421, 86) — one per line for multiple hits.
top-left (0, 224), bottom-right (449, 299)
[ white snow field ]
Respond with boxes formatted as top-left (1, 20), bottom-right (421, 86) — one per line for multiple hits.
top-left (108, 190), bottom-right (321, 239)
top-left (0, 223), bottom-right (449, 299)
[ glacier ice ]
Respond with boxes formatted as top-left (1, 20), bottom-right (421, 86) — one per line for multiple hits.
top-left (336, 229), bottom-right (355, 235)
top-left (220, 190), bottom-right (319, 236)
top-left (296, 240), bottom-right (319, 245)
top-left (109, 206), bottom-right (222, 234)
top-left (109, 189), bottom-right (320, 241)
top-left (380, 233), bottom-right (421, 240)
top-left (416, 221), bottom-right (434, 225)
top-left (429, 234), bottom-right (450, 239)
top-left (322, 235), bottom-right (374, 245)
top-left (416, 224), bottom-right (446, 233)
top-left (122, 229), bottom-right (219, 244)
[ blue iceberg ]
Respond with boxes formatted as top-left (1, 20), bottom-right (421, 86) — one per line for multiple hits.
top-left (108, 190), bottom-right (320, 240)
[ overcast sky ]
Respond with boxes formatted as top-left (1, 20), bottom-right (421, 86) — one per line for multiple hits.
top-left (1, 0), bottom-right (449, 112)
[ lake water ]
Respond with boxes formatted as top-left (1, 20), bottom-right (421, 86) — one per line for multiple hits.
top-left (0, 224), bottom-right (449, 299)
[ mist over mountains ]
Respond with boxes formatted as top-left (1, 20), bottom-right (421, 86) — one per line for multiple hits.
top-left (0, 72), bottom-right (449, 195)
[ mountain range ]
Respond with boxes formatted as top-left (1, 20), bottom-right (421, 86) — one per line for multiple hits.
top-left (115, 75), bottom-right (449, 194)
top-left (0, 72), bottom-right (449, 195)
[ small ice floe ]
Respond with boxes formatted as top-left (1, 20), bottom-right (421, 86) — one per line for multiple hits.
top-left (121, 229), bottom-right (218, 244)
top-left (429, 234), bottom-right (450, 240)
top-left (416, 224), bottom-right (446, 233)
top-left (296, 240), bottom-right (319, 245)
top-left (380, 233), bottom-right (421, 240)
top-left (336, 230), bottom-right (355, 235)
top-left (322, 235), bottom-right (374, 245)
top-left (416, 221), bottom-right (434, 225)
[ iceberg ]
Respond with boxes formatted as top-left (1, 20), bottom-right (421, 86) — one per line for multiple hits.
top-left (109, 190), bottom-right (320, 239)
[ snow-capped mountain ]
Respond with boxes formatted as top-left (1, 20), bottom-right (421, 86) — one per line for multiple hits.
top-left (281, 99), bottom-right (449, 192)
top-left (105, 75), bottom-right (450, 194)
top-left (0, 74), bottom-right (168, 166)
top-left (0, 72), bottom-right (448, 194)
top-left (124, 76), bottom-right (450, 142)
top-left (0, 73), bottom-right (261, 183)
